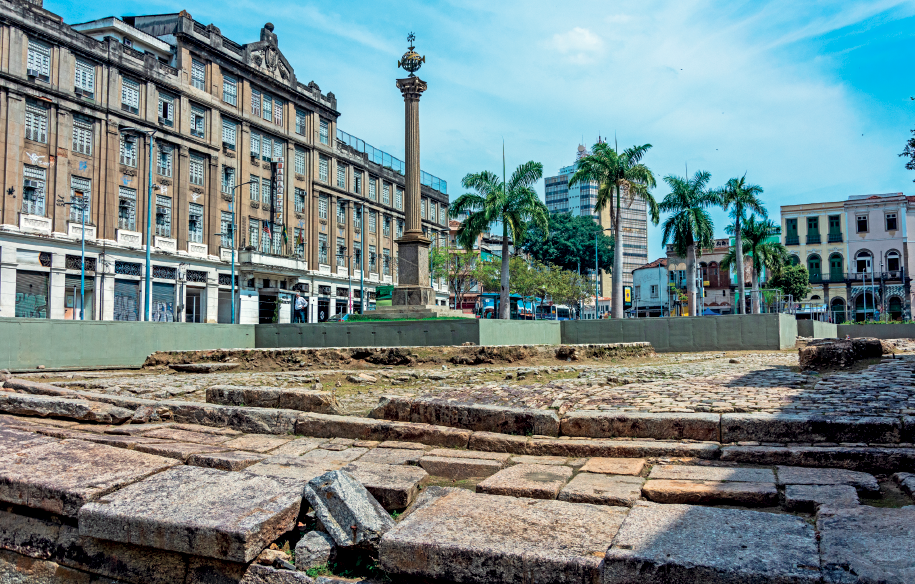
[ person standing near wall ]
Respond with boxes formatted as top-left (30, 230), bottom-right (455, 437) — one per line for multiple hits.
top-left (294, 292), bottom-right (308, 323)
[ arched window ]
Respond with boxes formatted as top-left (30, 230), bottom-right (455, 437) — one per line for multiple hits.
top-left (888, 297), bottom-right (903, 320)
top-left (828, 254), bottom-right (843, 282)
top-left (855, 251), bottom-right (872, 275)
top-left (807, 254), bottom-right (821, 281)
top-left (886, 250), bottom-right (901, 273)
top-left (830, 297), bottom-right (846, 323)
top-left (790, 255), bottom-right (800, 266)
top-left (709, 262), bottom-right (719, 287)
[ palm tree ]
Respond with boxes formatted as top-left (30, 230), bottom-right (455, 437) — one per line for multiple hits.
top-left (569, 142), bottom-right (659, 318)
top-left (659, 170), bottom-right (716, 316)
top-left (450, 161), bottom-right (548, 319)
top-left (712, 175), bottom-right (766, 314)
top-left (721, 215), bottom-right (787, 313)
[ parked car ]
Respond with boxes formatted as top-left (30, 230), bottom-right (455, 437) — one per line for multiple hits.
top-left (325, 313), bottom-right (352, 322)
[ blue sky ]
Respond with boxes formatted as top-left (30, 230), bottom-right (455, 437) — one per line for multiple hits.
top-left (55, 0), bottom-right (915, 260)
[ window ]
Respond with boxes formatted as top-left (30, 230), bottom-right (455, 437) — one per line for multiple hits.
top-left (121, 77), bottom-right (140, 114)
top-left (249, 175), bottom-right (259, 201)
top-left (251, 89), bottom-right (261, 117)
top-left (191, 59), bottom-right (205, 90)
top-left (71, 117), bottom-right (92, 155)
top-left (421, 198), bottom-right (426, 219)
top-left (318, 195), bottom-right (328, 219)
top-left (856, 215), bottom-right (868, 233)
top-left (397, 219), bottom-right (404, 238)
top-left (319, 119), bottom-right (329, 144)
top-left (74, 59), bottom-right (94, 98)
top-left (189, 154), bottom-right (205, 186)
top-left (295, 188), bottom-right (306, 213)
top-left (273, 98), bottom-right (283, 125)
top-left (383, 215), bottom-right (391, 237)
top-left (155, 195), bottom-right (171, 236)
top-left (221, 211), bottom-right (233, 248)
top-left (248, 218), bottom-right (259, 250)
top-left (222, 166), bottom-right (235, 194)
top-left (118, 186), bottom-right (136, 230)
top-left (69, 176), bottom-right (90, 223)
top-left (222, 75), bottom-right (237, 105)
top-left (119, 137), bottom-right (137, 167)
top-left (158, 92), bottom-right (174, 126)
top-left (856, 252), bottom-right (872, 274)
top-left (382, 183), bottom-right (390, 205)
top-left (887, 251), bottom-right (901, 272)
top-left (886, 213), bottom-right (898, 231)
top-left (269, 223), bottom-right (281, 254)
top-left (337, 201), bottom-right (346, 224)
top-left (383, 249), bottom-right (391, 275)
top-left (337, 242), bottom-right (346, 267)
top-left (650, 284), bottom-right (658, 297)
top-left (354, 206), bottom-right (361, 229)
top-left (337, 164), bottom-right (346, 189)
top-left (293, 227), bottom-right (304, 256)
top-left (272, 139), bottom-right (283, 161)
top-left (440, 206), bottom-right (447, 224)
top-left (807, 217), bottom-right (818, 232)
top-left (318, 233), bottom-right (328, 264)
top-left (22, 165), bottom-right (46, 216)
top-left (24, 102), bottom-right (47, 143)
top-left (295, 149), bottom-right (306, 175)
top-left (156, 144), bottom-right (173, 177)
top-left (369, 177), bottom-right (377, 201)
top-left (369, 245), bottom-right (377, 272)
top-left (27, 39), bottom-right (50, 81)
top-left (295, 110), bottom-right (307, 135)
top-left (262, 93), bottom-right (272, 122)
top-left (369, 211), bottom-right (377, 233)
top-left (188, 203), bottom-right (203, 243)
top-left (190, 105), bottom-right (206, 138)
top-left (354, 170), bottom-right (363, 194)
top-left (319, 155), bottom-right (329, 182)
top-left (395, 188), bottom-right (403, 210)
top-left (261, 177), bottom-right (272, 205)
top-left (250, 132), bottom-right (261, 157)
top-left (222, 119), bottom-right (236, 149)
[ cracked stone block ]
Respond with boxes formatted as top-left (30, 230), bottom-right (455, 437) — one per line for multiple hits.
top-left (0, 439), bottom-right (179, 517)
top-left (476, 463), bottom-right (573, 499)
top-left (558, 473), bottom-right (644, 507)
top-left (420, 455), bottom-right (504, 480)
top-left (342, 462), bottom-right (428, 510)
top-left (603, 502), bottom-right (820, 584)
top-left (776, 466), bottom-right (879, 494)
top-left (356, 447), bottom-right (422, 466)
top-left (380, 488), bottom-right (627, 584)
top-left (134, 441), bottom-right (230, 462)
top-left (648, 464), bottom-right (774, 482)
top-left (818, 505), bottom-right (915, 584)
top-left (298, 447), bottom-right (369, 463)
top-left (579, 457), bottom-right (646, 476)
top-left (294, 531), bottom-right (335, 571)
top-left (304, 470), bottom-right (394, 549)
top-left (0, 393), bottom-right (133, 424)
top-left (220, 434), bottom-right (294, 453)
top-left (186, 450), bottom-right (267, 471)
top-left (78, 465), bottom-right (302, 563)
top-left (141, 427), bottom-right (233, 444)
top-left (0, 426), bottom-right (56, 456)
top-left (642, 480), bottom-right (778, 506)
top-left (783, 485), bottom-right (859, 512)
top-left (245, 454), bottom-right (345, 482)
top-left (270, 438), bottom-right (326, 457)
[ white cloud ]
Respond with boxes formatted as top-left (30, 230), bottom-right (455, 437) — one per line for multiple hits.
top-left (548, 27), bottom-right (604, 62)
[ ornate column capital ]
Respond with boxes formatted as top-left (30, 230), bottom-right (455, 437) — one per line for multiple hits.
top-left (396, 77), bottom-right (427, 102)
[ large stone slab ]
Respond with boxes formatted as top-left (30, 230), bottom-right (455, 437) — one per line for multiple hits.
top-left (370, 395), bottom-right (561, 436)
top-left (776, 466), bottom-right (879, 494)
top-left (170, 362), bottom-right (239, 373)
top-left (648, 464), bottom-right (774, 483)
top-left (207, 385), bottom-right (340, 414)
top-left (894, 472), bottom-right (915, 497)
top-left (186, 450), bottom-right (267, 471)
top-left (380, 488), bottom-right (627, 584)
top-left (134, 441), bottom-right (229, 461)
top-left (270, 437), bottom-right (326, 456)
top-left (784, 485), bottom-right (859, 512)
top-left (476, 463), bottom-right (573, 499)
top-left (342, 461), bottom-right (428, 510)
top-left (817, 505), bottom-right (915, 584)
top-left (721, 413), bottom-right (902, 444)
top-left (558, 473), bottom-right (644, 507)
top-left (425, 448), bottom-right (512, 462)
top-left (0, 439), bottom-right (179, 516)
top-left (469, 432), bottom-right (721, 459)
top-left (0, 393), bottom-right (133, 424)
top-left (304, 470), bottom-right (394, 548)
top-left (603, 502), bottom-right (821, 583)
top-left (296, 413), bottom-right (471, 448)
top-left (78, 465), bottom-right (302, 563)
top-left (580, 457), bottom-right (646, 476)
top-left (245, 455), bottom-right (345, 481)
top-left (721, 445), bottom-right (915, 473)
top-left (2, 378), bottom-right (77, 396)
top-left (298, 447), bottom-right (368, 463)
top-left (420, 455), bottom-right (504, 480)
top-left (642, 480), bottom-right (778, 506)
top-left (221, 433), bottom-right (293, 453)
top-left (0, 426), bottom-right (56, 456)
top-left (141, 427), bottom-right (233, 444)
top-left (356, 447), bottom-right (422, 466)
top-left (561, 411), bottom-right (720, 441)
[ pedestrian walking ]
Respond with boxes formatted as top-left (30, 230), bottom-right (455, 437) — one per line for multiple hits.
top-left (294, 292), bottom-right (308, 323)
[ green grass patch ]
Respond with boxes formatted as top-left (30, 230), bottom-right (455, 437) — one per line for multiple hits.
top-left (345, 314), bottom-right (470, 322)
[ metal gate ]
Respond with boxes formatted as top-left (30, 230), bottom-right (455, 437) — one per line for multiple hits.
top-left (114, 279), bottom-right (139, 321)
top-left (151, 282), bottom-right (175, 322)
top-left (15, 270), bottom-right (48, 318)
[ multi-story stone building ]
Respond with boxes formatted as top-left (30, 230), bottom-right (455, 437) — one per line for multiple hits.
top-left (665, 238), bottom-right (735, 315)
top-left (0, 0), bottom-right (450, 324)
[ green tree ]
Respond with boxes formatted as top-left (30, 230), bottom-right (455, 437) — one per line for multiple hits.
top-left (659, 170), bottom-right (716, 317)
top-left (450, 162), bottom-right (549, 319)
top-left (549, 268), bottom-right (595, 320)
top-left (712, 175), bottom-right (766, 315)
top-left (769, 263), bottom-right (811, 304)
top-left (721, 215), bottom-right (788, 313)
top-left (569, 142), bottom-right (659, 319)
top-left (430, 245), bottom-right (478, 311)
top-left (472, 257), bottom-right (501, 294)
top-left (522, 212), bottom-right (614, 273)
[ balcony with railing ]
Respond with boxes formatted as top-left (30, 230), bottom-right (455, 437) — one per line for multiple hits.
top-left (827, 233), bottom-right (843, 243)
top-left (806, 233), bottom-right (821, 245)
top-left (845, 271), bottom-right (906, 282)
top-left (785, 235), bottom-right (799, 245)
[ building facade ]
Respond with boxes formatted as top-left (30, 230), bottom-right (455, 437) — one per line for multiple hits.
top-left (665, 238), bottom-right (735, 315)
top-left (0, 0), bottom-right (450, 324)
top-left (631, 257), bottom-right (668, 317)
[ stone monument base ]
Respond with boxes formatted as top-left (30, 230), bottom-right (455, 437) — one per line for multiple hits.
top-left (371, 303), bottom-right (475, 320)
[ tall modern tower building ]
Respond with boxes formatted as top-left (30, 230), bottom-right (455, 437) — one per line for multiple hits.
top-left (543, 144), bottom-right (648, 290)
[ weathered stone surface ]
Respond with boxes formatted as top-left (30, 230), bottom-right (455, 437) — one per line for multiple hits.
top-left (378, 440), bottom-right (429, 450)
top-left (425, 448), bottom-right (512, 461)
top-left (419, 455), bottom-right (504, 480)
top-left (2, 378), bottom-right (77, 397)
top-left (818, 505), bottom-right (915, 584)
top-left (169, 423), bottom-right (242, 436)
top-left (776, 466), bottom-right (879, 494)
top-left (356, 447), bottom-right (422, 466)
top-left (648, 464), bottom-right (774, 483)
top-left (299, 447), bottom-right (368, 464)
top-left (134, 441), bottom-right (229, 461)
top-left (186, 450), bottom-right (267, 471)
top-left (0, 439), bottom-right (178, 517)
top-left (342, 462), bottom-right (428, 510)
top-left (270, 438), bottom-right (326, 457)
top-left (799, 338), bottom-right (886, 372)
top-left (893, 472), bottom-right (915, 497)
top-left (78, 465), bottom-right (302, 563)
top-left (721, 413), bottom-right (901, 444)
top-left (170, 362), bottom-right (240, 373)
top-left (74, 434), bottom-right (170, 450)
top-left (720, 445), bottom-right (915, 472)
top-left (241, 563), bottom-right (318, 583)
top-left (476, 463), bottom-right (573, 499)
top-left (221, 434), bottom-right (293, 453)
top-left (603, 502), bottom-right (820, 584)
top-left (558, 472), bottom-right (644, 507)
top-left (561, 411), bottom-right (720, 441)
top-left (141, 427), bottom-right (233, 444)
top-left (245, 455), bottom-right (345, 481)
top-left (163, 401), bottom-right (301, 435)
top-left (642, 480), bottom-right (779, 506)
top-left (294, 531), bottom-right (336, 571)
top-left (784, 485), bottom-right (859, 512)
top-left (369, 395), bottom-right (561, 436)
top-left (510, 455), bottom-right (567, 465)
top-left (0, 393), bottom-right (133, 424)
top-left (295, 413), bottom-right (471, 448)
top-left (469, 431), bottom-right (721, 459)
top-left (207, 385), bottom-right (340, 414)
top-left (304, 470), bottom-right (394, 548)
top-left (0, 426), bottom-right (56, 456)
top-left (380, 489), bottom-right (627, 584)
top-left (0, 549), bottom-right (97, 584)
top-left (579, 457), bottom-right (646, 476)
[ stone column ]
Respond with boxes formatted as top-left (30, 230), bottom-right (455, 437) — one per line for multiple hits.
top-left (392, 77), bottom-right (433, 307)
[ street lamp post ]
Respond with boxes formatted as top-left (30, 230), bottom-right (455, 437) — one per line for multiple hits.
top-left (119, 127), bottom-right (156, 321)
top-left (227, 180), bottom-right (255, 324)
top-left (57, 195), bottom-right (88, 319)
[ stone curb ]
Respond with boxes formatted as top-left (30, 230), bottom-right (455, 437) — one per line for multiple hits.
top-left (721, 413), bottom-right (903, 444)
top-left (561, 411), bottom-right (719, 441)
